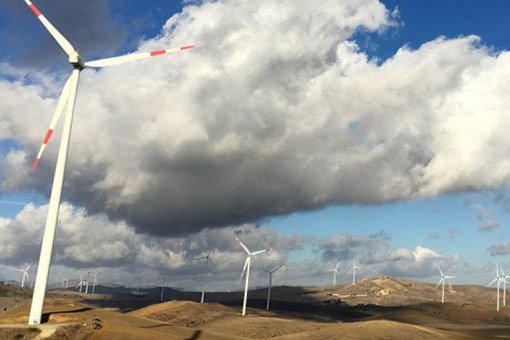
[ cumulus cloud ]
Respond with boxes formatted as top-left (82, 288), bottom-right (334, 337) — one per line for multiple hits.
top-left (468, 198), bottom-right (501, 232)
top-left (318, 231), bottom-right (390, 262)
top-left (1, 0), bottom-right (510, 237)
top-left (488, 243), bottom-right (510, 256)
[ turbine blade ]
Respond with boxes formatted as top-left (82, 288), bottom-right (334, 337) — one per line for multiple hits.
top-left (251, 249), bottom-right (268, 256)
top-left (84, 45), bottom-right (194, 68)
top-left (240, 257), bottom-right (249, 280)
top-left (22, 0), bottom-right (76, 56)
top-left (437, 265), bottom-right (444, 277)
top-left (436, 278), bottom-right (443, 288)
top-left (30, 74), bottom-right (73, 173)
top-left (235, 238), bottom-right (251, 254)
top-left (488, 278), bottom-right (498, 287)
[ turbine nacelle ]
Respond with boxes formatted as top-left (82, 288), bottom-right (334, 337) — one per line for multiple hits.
top-left (68, 52), bottom-right (85, 70)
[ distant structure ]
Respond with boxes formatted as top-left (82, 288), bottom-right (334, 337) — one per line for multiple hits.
top-left (436, 265), bottom-right (455, 304)
top-left (88, 271), bottom-right (99, 294)
top-left (350, 260), bottom-right (359, 285)
top-left (18, 264), bottom-right (32, 288)
top-left (195, 251), bottom-right (214, 303)
top-left (61, 278), bottom-right (69, 289)
top-left (76, 273), bottom-right (89, 294)
top-left (488, 265), bottom-right (505, 311)
top-left (21, 0), bottom-right (194, 326)
top-left (262, 265), bottom-right (283, 310)
top-left (282, 265), bottom-right (289, 286)
top-left (160, 278), bottom-right (166, 302)
top-left (500, 266), bottom-right (510, 307)
top-left (329, 263), bottom-right (340, 286)
top-left (236, 237), bottom-right (269, 316)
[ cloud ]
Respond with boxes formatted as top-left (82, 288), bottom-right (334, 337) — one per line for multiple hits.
top-left (488, 243), bottom-right (510, 256)
top-left (318, 231), bottom-right (390, 262)
top-left (468, 198), bottom-right (501, 232)
top-left (448, 227), bottom-right (460, 239)
top-left (0, 0), bottom-right (126, 66)
top-left (2, 0), bottom-right (510, 237)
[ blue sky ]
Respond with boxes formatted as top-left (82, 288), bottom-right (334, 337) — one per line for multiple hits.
top-left (1, 0), bottom-right (510, 287)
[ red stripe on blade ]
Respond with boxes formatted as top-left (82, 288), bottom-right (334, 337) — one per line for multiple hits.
top-left (29, 4), bottom-right (41, 16)
top-left (43, 129), bottom-right (53, 144)
top-left (30, 158), bottom-right (40, 174)
top-left (150, 50), bottom-right (166, 57)
top-left (180, 45), bottom-right (195, 50)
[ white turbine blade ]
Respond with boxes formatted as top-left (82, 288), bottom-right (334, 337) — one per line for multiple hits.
top-left (437, 265), bottom-right (444, 277)
top-left (195, 256), bottom-right (207, 261)
top-left (22, 1), bottom-right (76, 56)
top-left (436, 278), bottom-right (444, 288)
top-left (30, 74), bottom-right (72, 173)
top-left (235, 238), bottom-right (251, 254)
top-left (251, 249), bottom-right (268, 256)
top-left (84, 45), bottom-right (194, 68)
top-left (488, 278), bottom-right (498, 287)
top-left (445, 275), bottom-right (455, 279)
top-left (240, 257), bottom-right (249, 280)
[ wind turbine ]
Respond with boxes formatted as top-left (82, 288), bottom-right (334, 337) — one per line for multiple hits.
top-left (436, 265), bottom-right (455, 304)
top-left (500, 266), bottom-right (510, 307)
top-left (329, 263), bottom-right (340, 286)
top-left (22, 0), bottom-right (194, 325)
top-left (488, 265), bottom-right (504, 311)
top-left (88, 271), bottom-right (99, 294)
top-left (160, 278), bottom-right (166, 302)
top-left (236, 237), bottom-right (269, 316)
top-left (282, 265), bottom-right (289, 286)
top-left (18, 264), bottom-right (32, 288)
top-left (262, 264), bottom-right (283, 310)
top-left (350, 260), bottom-right (359, 285)
top-left (195, 251), bottom-right (214, 304)
top-left (76, 273), bottom-right (88, 294)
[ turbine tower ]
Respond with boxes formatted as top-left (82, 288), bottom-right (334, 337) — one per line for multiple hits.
top-left (329, 263), bottom-right (340, 286)
top-left (262, 264), bottom-right (283, 311)
top-left (436, 265), bottom-right (455, 304)
top-left (499, 266), bottom-right (510, 307)
top-left (18, 264), bottom-right (32, 288)
top-left (75, 273), bottom-right (88, 294)
top-left (160, 278), bottom-right (166, 302)
top-left (488, 265), bottom-right (504, 311)
top-left (21, 0), bottom-right (194, 325)
top-left (350, 260), bottom-right (359, 285)
top-left (195, 251), bottom-right (214, 304)
top-left (88, 271), bottom-right (99, 294)
top-left (236, 237), bottom-right (269, 316)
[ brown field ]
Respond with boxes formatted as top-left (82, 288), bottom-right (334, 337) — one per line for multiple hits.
top-left (1, 277), bottom-right (510, 339)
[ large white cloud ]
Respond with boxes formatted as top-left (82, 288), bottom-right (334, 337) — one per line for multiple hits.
top-left (1, 0), bottom-right (510, 236)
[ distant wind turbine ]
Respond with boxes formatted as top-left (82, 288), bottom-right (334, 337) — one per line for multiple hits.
top-left (262, 264), bottom-right (283, 310)
top-left (76, 273), bottom-right (88, 294)
top-left (350, 260), bottom-right (359, 285)
top-left (88, 271), bottom-right (99, 294)
top-left (18, 264), bottom-right (32, 288)
top-left (436, 265), bottom-right (455, 304)
top-left (236, 237), bottom-right (269, 316)
top-left (488, 265), bottom-right (504, 311)
top-left (329, 263), bottom-right (340, 286)
top-left (195, 251), bottom-right (214, 304)
top-left (499, 266), bottom-right (510, 307)
top-left (21, 0), bottom-right (194, 325)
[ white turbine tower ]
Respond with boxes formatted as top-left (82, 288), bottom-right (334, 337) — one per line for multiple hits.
top-left (436, 265), bottom-right (455, 304)
top-left (236, 237), bottom-right (269, 316)
top-left (262, 265), bottom-right (283, 311)
top-left (195, 251), bottom-right (214, 304)
top-left (160, 278), bottom-right (166, 302)
top-left (500, 266), bottom-right (510, 307)
top-left (88, 271), bottom-right (99, 294)
top-left (488, 265), bottom-right (504, 311)
top-left (329, 263), bottom-right (340, 286)
top-left (18, 264), bottom-right (32, 288)
top-left (76, 273), bottom-right (88, 294)
top-left (22, 0), bottom-right (194, 325)
top-left (350, 260), bottom-right (359, 285)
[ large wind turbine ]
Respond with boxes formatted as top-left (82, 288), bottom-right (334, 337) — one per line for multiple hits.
top-left (88, 271), bottom-right (99, 294)
top-left (262, 264), bottom-right (283, 311)
top-left (236, 237), bottom-right (268, 316)
top-left (488, 265), bottom-right (504, 311)
top-left (329, 263), bottom-right (340, 286)
top-left (499, 266), bottom-right (510, 307)
top-left (22, 0), bottom-right (194, 325)
top-left (195, 251), bottom-right (214, 304)
top-left (436, 265), bottom-right (455, 304)
top-left (18, 264), bottom-right (32, 288)
top-left (350, 260), bottom-right (359, 285)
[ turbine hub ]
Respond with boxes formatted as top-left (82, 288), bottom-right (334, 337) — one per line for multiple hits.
top-left (68, 51), bottom-right (84, 70)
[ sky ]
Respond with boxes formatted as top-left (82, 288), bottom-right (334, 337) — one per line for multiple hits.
top-left (0, 0), bottom-right (510, 290)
